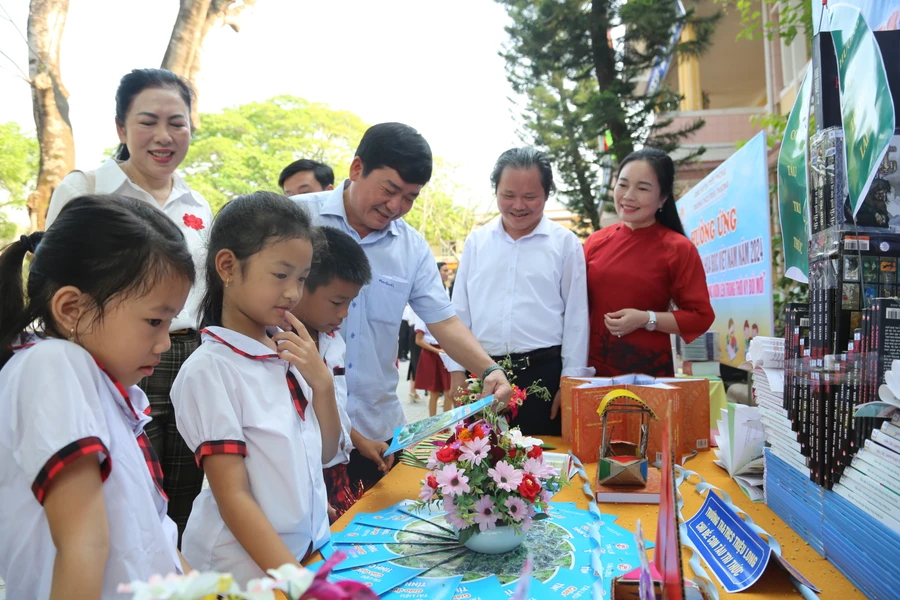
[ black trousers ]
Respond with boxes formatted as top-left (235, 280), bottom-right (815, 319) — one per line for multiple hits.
top-left (398, 321), bottom-right (411, 359)
top-left (407, 326), bottom-right (422, 381)
top-left (493, 347), bottom-right (564, 436)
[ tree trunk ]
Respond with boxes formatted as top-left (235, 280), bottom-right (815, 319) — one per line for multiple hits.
top-left (27, 0), bottom-right (75, 233)
top-left (553, 77), bottom-right (600, 231)
top-left (161, 0), bottom-right (257, 128)
top-left (590, 0), bottom-right (633, 160)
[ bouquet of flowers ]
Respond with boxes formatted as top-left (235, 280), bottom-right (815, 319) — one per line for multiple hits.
top-left (118, 551), bottom-right (376, 600)
top-left (454, 357), bottom-right (551, 420)
top-left (415, 417), bottom-right (563, 545)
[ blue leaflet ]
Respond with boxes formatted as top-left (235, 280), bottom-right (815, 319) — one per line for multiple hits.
top-left (320, 540), bottom-right (459, 570)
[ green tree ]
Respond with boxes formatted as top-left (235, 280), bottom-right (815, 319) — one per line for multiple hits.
top-left (716, 0), bottom-right (814, 334)
top-left (0, 122), bottom-right (39, 241)
top-left (181, 95), bottom-right (368, 212)
top-left (180, 96), bottom-right (474, 250)
top-left (497, 0), bottom-right (720, 232)
top-left (406, 157), bottom-right (476, 258)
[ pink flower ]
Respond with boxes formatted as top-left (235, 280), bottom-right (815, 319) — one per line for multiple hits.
top-left (426, 449), bottom-right (440, 470)
top-left (435, 464), bottom-right (470, 496)
top-left (488, 460), bottom-right (523, 492)
top-left (443, 496), bottom-right (469, 529)
top-left (504, 496), bottom-right (527, 522)
top-left (521, 514), bottom-right (534, 532)
top-left (522, 457), bottom-right (557, 480)
top-left (460, 436), bottom-right (491, 466)
top-left (419, 483), bottom-right (436, 501)
top-left (540, 489), bottom-right (553, 504)
top-left (473, 496), bottom-right (500, 531)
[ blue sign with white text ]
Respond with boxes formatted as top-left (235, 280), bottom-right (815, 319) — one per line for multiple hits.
top-left (684, 492), bottom-right (771, 592)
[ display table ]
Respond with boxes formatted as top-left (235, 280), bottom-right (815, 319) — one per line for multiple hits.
top-left (328, 439), bottom-right (864, 599)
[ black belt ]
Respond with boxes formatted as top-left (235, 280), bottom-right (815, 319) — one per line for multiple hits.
top-left (169, 329), bottom-right (197, 337)
top-left (491, 346), bottom-right (562, 371)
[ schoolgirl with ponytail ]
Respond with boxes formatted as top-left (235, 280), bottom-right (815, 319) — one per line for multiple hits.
top-left (0, 195), bottom-right (195, 598)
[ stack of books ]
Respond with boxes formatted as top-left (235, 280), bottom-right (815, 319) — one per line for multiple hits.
top-left (832, 414), bottom-right (900, 533)
top-left (677, 331), bottom-right (721, 361)
top-left (678, 331), bottom-right (721, 376)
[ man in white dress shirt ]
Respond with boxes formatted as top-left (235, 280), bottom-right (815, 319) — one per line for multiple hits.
top-left (446, 147), bottom-right (593, 435)
top-left (292, 123), bottom-right (512, 491)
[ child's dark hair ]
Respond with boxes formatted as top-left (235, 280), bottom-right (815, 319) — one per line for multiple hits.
top-left (0, 195), bottom-right (195, 367)
top-left (115, 68), bottom-right (194, 161)
top-left (200, 191), bottom-right (317, 328)
top-left (305, 226), bottom-right (372, 293)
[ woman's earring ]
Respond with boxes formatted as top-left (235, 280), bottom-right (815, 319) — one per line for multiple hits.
top-left (68, 327), bottom-right (76, 343)
top-left (225, 279), bottom-right (231, 288)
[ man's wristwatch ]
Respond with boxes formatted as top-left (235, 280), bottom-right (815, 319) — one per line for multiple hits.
top-left (644, 310), bottom-right (658, 331)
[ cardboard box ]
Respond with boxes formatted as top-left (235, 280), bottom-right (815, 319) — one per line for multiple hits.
top-left (568, 382), bottom-right (682, 464)
top-left (561, 375), bottom-right (711, 461)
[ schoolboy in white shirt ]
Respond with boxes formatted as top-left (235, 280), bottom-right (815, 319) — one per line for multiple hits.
top-left (291, 226), bottom-right (373, 522)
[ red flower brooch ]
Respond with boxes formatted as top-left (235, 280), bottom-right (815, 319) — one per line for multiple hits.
top-left (182, 213), bottom-right (204, 231)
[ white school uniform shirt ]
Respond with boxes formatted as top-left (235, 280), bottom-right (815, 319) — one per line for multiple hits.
top-left (414, 315), bottom-right (439, 346)
top-left (320, 330), bottom-right (353, 468)
top-left (444, 215), bottom-right (593, 378)
top-left (171, 327), bottom-right (330, 585)
top-left (292, 181), bottom-right (456, 442)
top-left (0, 337), bottom-right (180, 600)
top-left (46, 158), bottom-right (213, 332)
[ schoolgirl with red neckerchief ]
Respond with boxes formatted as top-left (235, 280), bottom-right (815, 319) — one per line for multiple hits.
top-left (0, 195), bottom-right (195, 599)
top-left (171, 191), bottom-right (342, 585)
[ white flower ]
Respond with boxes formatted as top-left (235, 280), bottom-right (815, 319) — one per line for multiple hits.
top-left (266, 563), bottom-right (315, 597)
top-left (507, 429), bottom-right (544, 448)
top-left (118, 570), bottom-right (236, 600)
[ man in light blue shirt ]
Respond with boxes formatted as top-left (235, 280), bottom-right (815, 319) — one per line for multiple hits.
top-left (293, 122), bottom-right (512, 491)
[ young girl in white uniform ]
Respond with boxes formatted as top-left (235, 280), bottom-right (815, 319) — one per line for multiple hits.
top-left (0, 195), bottom-right (195, 599)
top-left (172, 191), bottom-right (342, 584)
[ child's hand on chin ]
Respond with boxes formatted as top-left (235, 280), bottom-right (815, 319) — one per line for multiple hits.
top-left (272, 312), bottom-right (333, 392)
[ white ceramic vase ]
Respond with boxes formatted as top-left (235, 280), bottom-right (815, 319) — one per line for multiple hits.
top-left (461, 524), bottom-right (525, 554)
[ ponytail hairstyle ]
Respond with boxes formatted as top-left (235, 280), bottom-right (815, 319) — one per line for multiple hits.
top-left (0, 195), bottom-right (195, 367)
top-left (200, 191), bottom-right (318, 328)
top-left (616, 148), bottom-right (687, 237)
top-left (114, 68), bottom-right (195, 161)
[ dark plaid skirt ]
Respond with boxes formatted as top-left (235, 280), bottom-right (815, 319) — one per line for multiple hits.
top-left (138, 331), bottom-right (202, 545)
top-left (323, 463), bottom-right (361, 521)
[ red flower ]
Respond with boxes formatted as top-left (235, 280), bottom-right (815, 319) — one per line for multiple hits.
top-left (527, 446), bottom-right (543, 460)
top-left (489, 445), bottom-right (506, 465)
top-left (508, 446), bottom-right (519, 460)
top-left (518, 474), bottom-right (541, 502)
top-left (426, 474), bottom-right (439, 489)
top-left (182, 213), bottom-right (205, 230)
top-left (436, 445), bottom-right (461, 463)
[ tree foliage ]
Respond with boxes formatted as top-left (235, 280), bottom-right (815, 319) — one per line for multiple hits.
top-left (181, 96), bottom-right (368, 212)
top-left (0, 122), bottom-right (39, 240)
top-left (497, 0), bottom-right (720, 232)
top-left (716, 0), bottom-right (814, 333)
top-left (716, 0), bottom-right (812, 46)
top-left (180, 96), bottom-right (474, 252)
